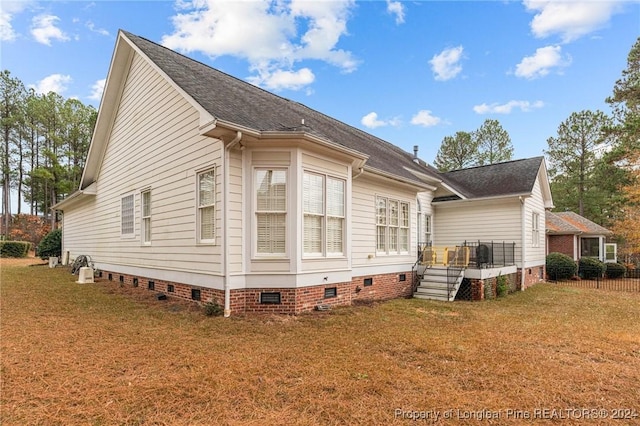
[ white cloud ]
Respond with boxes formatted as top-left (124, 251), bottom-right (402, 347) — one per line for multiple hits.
top-left (524, 0), bottom-right (624, 43)
top-left (247, 68), bottom-right (315, 91)
top-left (473, 100), bottom-right (544, 114)
top-left (31, 14), bottom-right (69, 46)
top-left (514, 45), bottom-right (571, 79)
top-left (86, 21), bottom-right (109, 36)
top-left (162, 0), bottom-right (358, 91)
top-left (1, 1), bottom-right (30, 41)
top-left (410, 110), bottom-right (442, 127)
top-left (88, 78), bottom-right (106, 101)
top-left (386, 0), bottom-right (405, 24)
top-left (429, 46), bottom-right (464, 81)
top-left (361, 112), bottom-right (401, 129)
top-left (30, 74), bottom-right (72, 95)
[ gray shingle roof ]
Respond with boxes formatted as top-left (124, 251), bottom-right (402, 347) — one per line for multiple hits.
top-left (123, 31), bottom-right (439, 186)
top-left (435, 157), bottom-right (544, 200)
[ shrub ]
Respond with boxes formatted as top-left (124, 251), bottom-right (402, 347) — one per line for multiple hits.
top-left (0, 241), bottom-right (32, 258)
top-left (37, 228), bottom-right (62, 260)
top-left (496, 274), bottom-right (509, 297)
top-left (579, 257), bottom-right (606, 279)
top-left (606, 262), bottom-right (627, 279)
top-left (546, 252), bottom-right (577, 280)
top-left (203, 301), bottom-right (223, 316)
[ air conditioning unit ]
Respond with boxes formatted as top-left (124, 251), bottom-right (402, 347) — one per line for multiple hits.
top-left (77, 267), bottom-right (95, 284)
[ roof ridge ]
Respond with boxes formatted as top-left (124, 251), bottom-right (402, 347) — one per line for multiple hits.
top-left (444, 156), bottom-right (543, 174)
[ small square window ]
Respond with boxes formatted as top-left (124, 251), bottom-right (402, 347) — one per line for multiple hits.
top-left (119, 275), bottom-right (124, 283)
top-left (148, 281), bottom-right (155, 290)
top-left (167, 284), bottom-right (175, 293)
top-left (324, 287), bottom-right (337, 298)
top-left (108, 273), bottom-right (112, 281)
top-left (364, 277), bottom-right (373, 287)
top-left (133, 278), bottom-right (138, 287)
top-left (191, 289), bottom-right (201, 301)
top-left (260, 292), bottom-right (281, 304)
top-left (399, 273), bottom-right (406, 282)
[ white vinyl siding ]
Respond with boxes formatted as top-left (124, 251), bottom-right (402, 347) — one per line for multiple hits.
top-left (59, 51), bottom-right (224, 282)
top-left (303, 172), bottom-right (345, 256)
top-left (376, 196), bottom-right (409, 255)
top-left (198, 169), bottom-right (215, 243)
top-left (255, 169), bottom-right (287, 255)
top-left (434, 199), bottom-right (522, 265)
top-left (121, 194), bottom-right (134, 237)
top-left (141, 190), bottom-right (151, 244)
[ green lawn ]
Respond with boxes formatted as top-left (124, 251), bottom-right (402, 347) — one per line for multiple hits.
top-left (1, 259), bottom-right (639, 425)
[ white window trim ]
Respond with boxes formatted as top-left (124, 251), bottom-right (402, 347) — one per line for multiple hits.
top-left (604, 243), bottom-right (617, 263)
top-left (197, 167), bottom-right (216, 245)
top-left (141, 189), bottom-right (151, 245)
top-left (120, 193), bottom-right (136, 239)
top-left (376, 195), bottom-right (410, 255)
top-left (302, 171), bottom-right (345, 258)
top-left (254, 167), bottom-right (288, 258)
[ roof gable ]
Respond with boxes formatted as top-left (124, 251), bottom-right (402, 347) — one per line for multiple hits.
top-left (436, 157), bottom-right (546, 200)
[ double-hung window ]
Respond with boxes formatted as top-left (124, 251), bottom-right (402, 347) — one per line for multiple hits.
top-left (532, 212), bottom-right (540, 247)
top-left (141, 190), bottom-right (151, 244)
top-left (198, 169), bottom-right (215, 243)
top-left (255, 169), bottom-right (287, 255)
top-left (121, 194), bottom-right (135, 237)
top-left (303, 172), bottom-right (345, 256)
top-left (376, 196), bottom-right (409, 254)
top-left (416, 199), bottom-right (432, 245)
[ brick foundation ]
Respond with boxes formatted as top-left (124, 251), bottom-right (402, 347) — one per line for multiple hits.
top-left (98, 269), bottom-right (413, 315)
top-left (517, 265), bottom-right (546, 290)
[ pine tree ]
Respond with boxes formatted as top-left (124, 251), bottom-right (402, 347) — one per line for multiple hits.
top-left (433, 131), bottom-right (478, 171)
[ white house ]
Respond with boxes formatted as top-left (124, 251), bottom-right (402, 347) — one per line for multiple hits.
top-left (53, 31), bottom-right (553, 315)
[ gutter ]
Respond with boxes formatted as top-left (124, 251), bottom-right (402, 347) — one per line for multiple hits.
top-left (223, 131), bottom-right (242, 317)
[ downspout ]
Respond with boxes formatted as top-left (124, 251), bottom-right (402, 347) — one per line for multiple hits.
top-left (223, 131), bottom-right (242, 317)
top-left (519, 196), bottom-right (526, 291)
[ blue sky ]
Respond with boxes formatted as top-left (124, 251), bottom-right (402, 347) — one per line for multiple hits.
top-left (2, 0), bottom-right (639, 166)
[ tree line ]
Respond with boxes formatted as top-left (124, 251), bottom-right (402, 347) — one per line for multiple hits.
top-left (0, 70), bottom-right (97, 237)
top-left (433, 37), bottom-right (639, 260)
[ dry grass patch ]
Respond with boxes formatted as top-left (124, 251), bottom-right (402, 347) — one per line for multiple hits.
top-left (1, 260), bottom-right (639, 425)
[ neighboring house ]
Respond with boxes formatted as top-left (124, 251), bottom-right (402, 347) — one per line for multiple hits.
top-left (546, 211), bottom-right (616, 263)
top-left (53, 31), bottom-right (553, 315)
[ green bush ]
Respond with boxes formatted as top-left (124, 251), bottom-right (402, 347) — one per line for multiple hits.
top-left (0, 241), bottom-right (31, 258)
top-left (606, 262), bottom-right (627, 279)
top-left (203, 300), bottom-right (223, 316)
top-left (496, 274), bottom-right (509, 297)
top-left (37, 228), bottom-right (62, 260)
top-left (546, 252), bottom-right (577, 280)
top-left (579, 257), bottom-right (606, 279)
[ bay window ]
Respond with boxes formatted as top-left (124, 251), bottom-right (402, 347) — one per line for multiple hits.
top-left (303, 171), bottom-right (345, 256)
top-left (256, 169), bottom-right (287, 255)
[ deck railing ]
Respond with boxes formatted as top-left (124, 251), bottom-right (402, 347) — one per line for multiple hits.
top-left (416, 241), bottom-right (516, 269)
